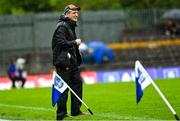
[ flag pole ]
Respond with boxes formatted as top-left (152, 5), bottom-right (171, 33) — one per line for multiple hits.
top-left (65, 82), bottom-right (93, 115)
top-left (56, 72), bottom-right (93, 115)
top-left (149, 77), bottom-right (179, 120)
top-left (140, 62), bottom-right (179, 120)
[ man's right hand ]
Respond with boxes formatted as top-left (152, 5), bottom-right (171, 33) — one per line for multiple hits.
top-left (75, 39), bottom-right (82, 46)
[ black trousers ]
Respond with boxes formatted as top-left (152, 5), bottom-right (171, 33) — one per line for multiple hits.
top-left (56, 66), bottom-right (83, 120)
top-left (10, 76), bottom-right (26, 88)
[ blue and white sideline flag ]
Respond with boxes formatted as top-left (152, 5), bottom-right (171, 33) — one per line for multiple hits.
top-left (135, 60), bottom-right (151, 104)
top-left (52, 71), bottom-right (68, 107)
top-left (135, 61), bottom-right (180, 120)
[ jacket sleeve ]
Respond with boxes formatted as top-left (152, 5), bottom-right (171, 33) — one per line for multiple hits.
top-left (52, 25), bottom-right (76, 50)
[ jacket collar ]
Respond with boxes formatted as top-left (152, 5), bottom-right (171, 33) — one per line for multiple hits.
top-left (58, 14), bottom-right (77, 27)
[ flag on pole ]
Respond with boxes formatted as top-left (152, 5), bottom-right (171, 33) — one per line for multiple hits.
top-left (52, 71), bottom-right (68, 107)
top-left (135, 60), bottom-right (179, 120)
top-left (135, 60), bottom-right (151, 103)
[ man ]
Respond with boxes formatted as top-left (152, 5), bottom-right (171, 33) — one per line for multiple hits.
top-left (52, 4), bottom-right (86, 120)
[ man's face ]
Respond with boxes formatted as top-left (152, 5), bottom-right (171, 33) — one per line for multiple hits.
top-left (66, 10), bottom-right (79, 22)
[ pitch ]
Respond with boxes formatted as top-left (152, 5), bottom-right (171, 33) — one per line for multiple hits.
top-left (0, 78), bottom-right (179, 120)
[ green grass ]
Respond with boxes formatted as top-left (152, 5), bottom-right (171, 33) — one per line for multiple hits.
top-left (0, 78), bottom-right (180, 120)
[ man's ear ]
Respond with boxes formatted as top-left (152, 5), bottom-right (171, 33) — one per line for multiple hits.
top-left (63, 13), bottom-right (68, 19)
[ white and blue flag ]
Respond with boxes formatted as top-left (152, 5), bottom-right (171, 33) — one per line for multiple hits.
top-left (52, 71), bottom-right (68, 107)
top-left (135, 60), bottom-right (151, 104)
top-left (135, 61), bottom-right (180, 120)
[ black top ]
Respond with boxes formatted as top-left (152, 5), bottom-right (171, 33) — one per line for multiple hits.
top-left (52, 14), bottom-right (82, 69)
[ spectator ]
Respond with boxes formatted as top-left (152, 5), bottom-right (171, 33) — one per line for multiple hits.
top-left (7, 59), bottom-right (26, 88)
top-left (165, 19), bottom-right (177, 38)
top-left (175, 23), bottom-right (180, 36)
top-left (16, 57), bottom-right (27, 79)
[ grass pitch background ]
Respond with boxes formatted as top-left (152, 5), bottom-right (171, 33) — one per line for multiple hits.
top-left (0, 78), bottom-right (180, 120)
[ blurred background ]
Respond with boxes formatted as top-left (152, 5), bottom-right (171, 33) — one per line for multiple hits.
top-left (0, 0), bottom-right (180, 88)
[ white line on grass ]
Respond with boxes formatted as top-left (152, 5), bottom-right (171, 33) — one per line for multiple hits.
top-left (0, 119), bottom-right (9, 121)
top-left (0, 103), bottom-right (55, 112)
top-left (96, 112), bottom-right (153, 120)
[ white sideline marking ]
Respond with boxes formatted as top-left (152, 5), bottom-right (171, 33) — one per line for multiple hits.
top-left (0, 103), bottom-right (55, 112)
top-left (96, 112), bottom-right (152, 120)
top-left (0, 119), bottom-right (9, 121)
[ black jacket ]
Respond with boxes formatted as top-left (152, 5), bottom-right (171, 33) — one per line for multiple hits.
top-left (52, 14), bottom-right (82, 68)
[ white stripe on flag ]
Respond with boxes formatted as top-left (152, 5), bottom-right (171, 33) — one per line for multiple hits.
top-left (53, 72), bottom-right (68, 93)
top-left (135, 60), bottom-right (151, 90)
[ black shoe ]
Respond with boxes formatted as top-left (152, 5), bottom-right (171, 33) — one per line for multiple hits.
top-left (57, 113), bottom-right (70, 120)
top-left (72, 112), bottom-right (88, 116)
